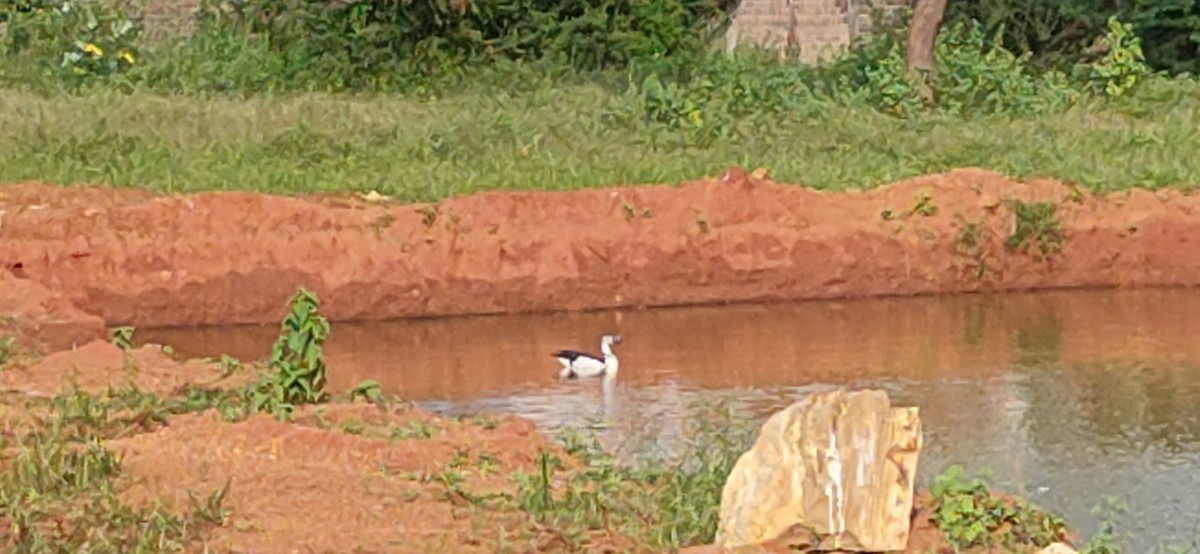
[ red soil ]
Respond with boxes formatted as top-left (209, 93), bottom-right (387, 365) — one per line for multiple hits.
top-left (3, 168), bottom-right (1199, 342)
top-left (1, 168), bottom-right (1183, 552)
top-left (0, 339), bottom-right (226, 396)
top-left (110, 404), bottom-right (556, 553)
top-left (0, 268), bottom-right (105, 351)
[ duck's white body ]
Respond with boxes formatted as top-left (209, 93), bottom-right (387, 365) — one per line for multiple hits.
top-left (555, 334), bottom-right (622, 380)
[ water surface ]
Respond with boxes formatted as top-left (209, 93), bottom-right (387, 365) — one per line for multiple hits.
top-left (140, 288), bottom-right (1200, 550)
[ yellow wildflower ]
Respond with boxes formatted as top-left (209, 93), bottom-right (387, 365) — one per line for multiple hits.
top-left (120, 50), bottom-right (135, 64)
top-left (82, 43), bottom-right (103, 57)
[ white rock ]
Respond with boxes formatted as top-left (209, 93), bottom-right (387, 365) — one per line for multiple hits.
top-left (715, 388), bottom-right (922, 551)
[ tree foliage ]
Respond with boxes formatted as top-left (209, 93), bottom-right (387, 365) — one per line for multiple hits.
top-left (945, 0), bottom-right (1200, 75)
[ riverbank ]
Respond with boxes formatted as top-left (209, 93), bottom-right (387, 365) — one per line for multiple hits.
top-left (0, 335), bottom-right (1062, 552)
top-left (2, 168), bottom-right (1193, 551)
top-left (4, 167), bottom-right (1200, 347)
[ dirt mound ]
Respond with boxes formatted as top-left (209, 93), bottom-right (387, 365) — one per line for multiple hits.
top-left (108, 404), bottom-right (554, 553)
top-left (0, 340), bottom-right (225, 396)
top-left (0, 269), bottom-right (105, 351)
top-left (3, 168), bottom-right (1199, 330)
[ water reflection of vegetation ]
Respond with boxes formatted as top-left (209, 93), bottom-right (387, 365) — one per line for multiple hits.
top-left (1018, 358), bottom-right (1200, 463)
top-left (1014, 310), bottom-right (1065, 368)
top-left (1077, 362), bottom-right (1200, 454)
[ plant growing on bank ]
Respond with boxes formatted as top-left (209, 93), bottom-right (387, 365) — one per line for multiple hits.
top-left (929, 465), bottom-right (1070, 551)
top-left (349, 379), bottom-right (383, 404)
top-left (1005, 200), bottom-right (1065, 260)
top-left (0, 389), bottom-right (228, 549)
top-left (109, 325), bottom-right (135, 351)
top-left (250, 287), bottom-right (331, 420)
top-left (514, 401), bottom-right (753, 550)
top-left (0, 335), bottom-right (15, 366)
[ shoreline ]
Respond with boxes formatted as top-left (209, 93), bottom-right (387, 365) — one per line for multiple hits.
top-left (4, 166), bottom-right (1200, 351)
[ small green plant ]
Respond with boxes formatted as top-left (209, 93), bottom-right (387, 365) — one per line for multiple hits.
top-left (349, 379), bottom-right (384, 404)
top-left (621, 202), bottom-right (653, 221)
top-left (1005, 200), bottom-right (1065, 259)
top-left (250, 288), bottom-right (331, 421)
top-left (1081, 495), bottom-right (1128, 554)
top-left (912, 191), bottom-right (939, 217)
top-left (1083, 17), bottom-right (1151, 97)
top-left (954, 220), bottom-right (992, 279)
top-left (390, 419), bottom-right (441, 440)
top-left (218, 354), bottom-right (243, 377)
top-left (109, 326), bottom-right (136, 351)
top-left (929, 465), bottom-right (1070, 551)
top-left (0, 335), bottom-right (15, 366)
top-left (471, 414), bottom-right (499, 431)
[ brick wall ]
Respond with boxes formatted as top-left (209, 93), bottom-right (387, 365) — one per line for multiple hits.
top-left (725, 0), bottom-right (909, 63)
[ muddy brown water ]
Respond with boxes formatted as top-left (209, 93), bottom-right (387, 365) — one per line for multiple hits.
top-left (139, 288), bottom-right (1200, 550)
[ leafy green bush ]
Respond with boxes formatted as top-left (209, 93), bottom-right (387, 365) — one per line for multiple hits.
top-left (946, 0), bottom-right (1199, 76)
top-left (930, 465), bottom-right (1070, 551)
top-left (250, 287), bottom-right (331, 420)
top-left (818, 18), bottom-right (1079, 117)
top-left (195, 0), bottom-right (734, 90)
top-left (0, 0), bottom-right (141, 87)
top-left (611, 16), bottom-right (1088, 143)
top-left (1079, 16), bottom-right (1152, 97)
top-left (121, 22), bottom-right (293, 94)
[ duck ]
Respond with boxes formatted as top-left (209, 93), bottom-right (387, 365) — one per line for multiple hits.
top-left (554, 334), bottom-right (623, 380)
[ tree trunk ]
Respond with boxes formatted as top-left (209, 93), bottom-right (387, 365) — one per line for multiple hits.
top-left (905, 0), bottom-right (948, 105)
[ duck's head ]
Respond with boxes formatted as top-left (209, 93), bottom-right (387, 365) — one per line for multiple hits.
top-left (602, 334), bottom-right (623, 346)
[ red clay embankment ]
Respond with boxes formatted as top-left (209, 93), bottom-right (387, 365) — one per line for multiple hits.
top-left (2, 167), bottom-right (1200, 343)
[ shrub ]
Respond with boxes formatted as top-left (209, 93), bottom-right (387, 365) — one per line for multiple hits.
top-left (946, 0), bottom-right (1199, 76)
top-left (196, 0), bottom-right (736, 90)
top-left (0, 0), bottom-right (141, 87)
top-left (250, 287), bottom-right (331, 420)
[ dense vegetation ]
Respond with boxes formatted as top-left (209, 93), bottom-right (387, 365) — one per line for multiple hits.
top-left (946, 0), bottom-right (1200, 75)
top-left (0, 0), bottom-right (1198, 200)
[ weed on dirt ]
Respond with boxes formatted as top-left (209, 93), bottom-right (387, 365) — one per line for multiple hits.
top-left (954, 218), bottom-right (994, 279)
top-left (1005, 200), bottom-right (1066, 260)
top-left (108, 326), bottom-right (136, 352)
top-left (0, 388), bottom-right (229, 551)
top-left (511, 402), bottom-right (754, 550)
top-left (0, 335), bottom-right (15, 367)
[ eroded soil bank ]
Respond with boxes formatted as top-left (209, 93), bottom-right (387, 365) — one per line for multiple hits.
top-left (3, 167), bottom-right (1199, 350)
top-left (1, 169), bottom-right (1135, 551)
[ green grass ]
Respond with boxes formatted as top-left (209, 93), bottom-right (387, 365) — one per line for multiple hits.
top-left (511, 400), bottom-right (756, 550)
top-left (1, 75), bottom-right (1199, 202)
top-left (0, 385), bottom-right (230, 551)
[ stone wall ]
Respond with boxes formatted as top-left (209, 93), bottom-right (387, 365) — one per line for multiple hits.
top-left (725, 0), bottom-right (910, 63)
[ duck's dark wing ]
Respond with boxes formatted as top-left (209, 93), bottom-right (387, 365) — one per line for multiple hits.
top-left (552, 349), bottom-right (602, 362)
